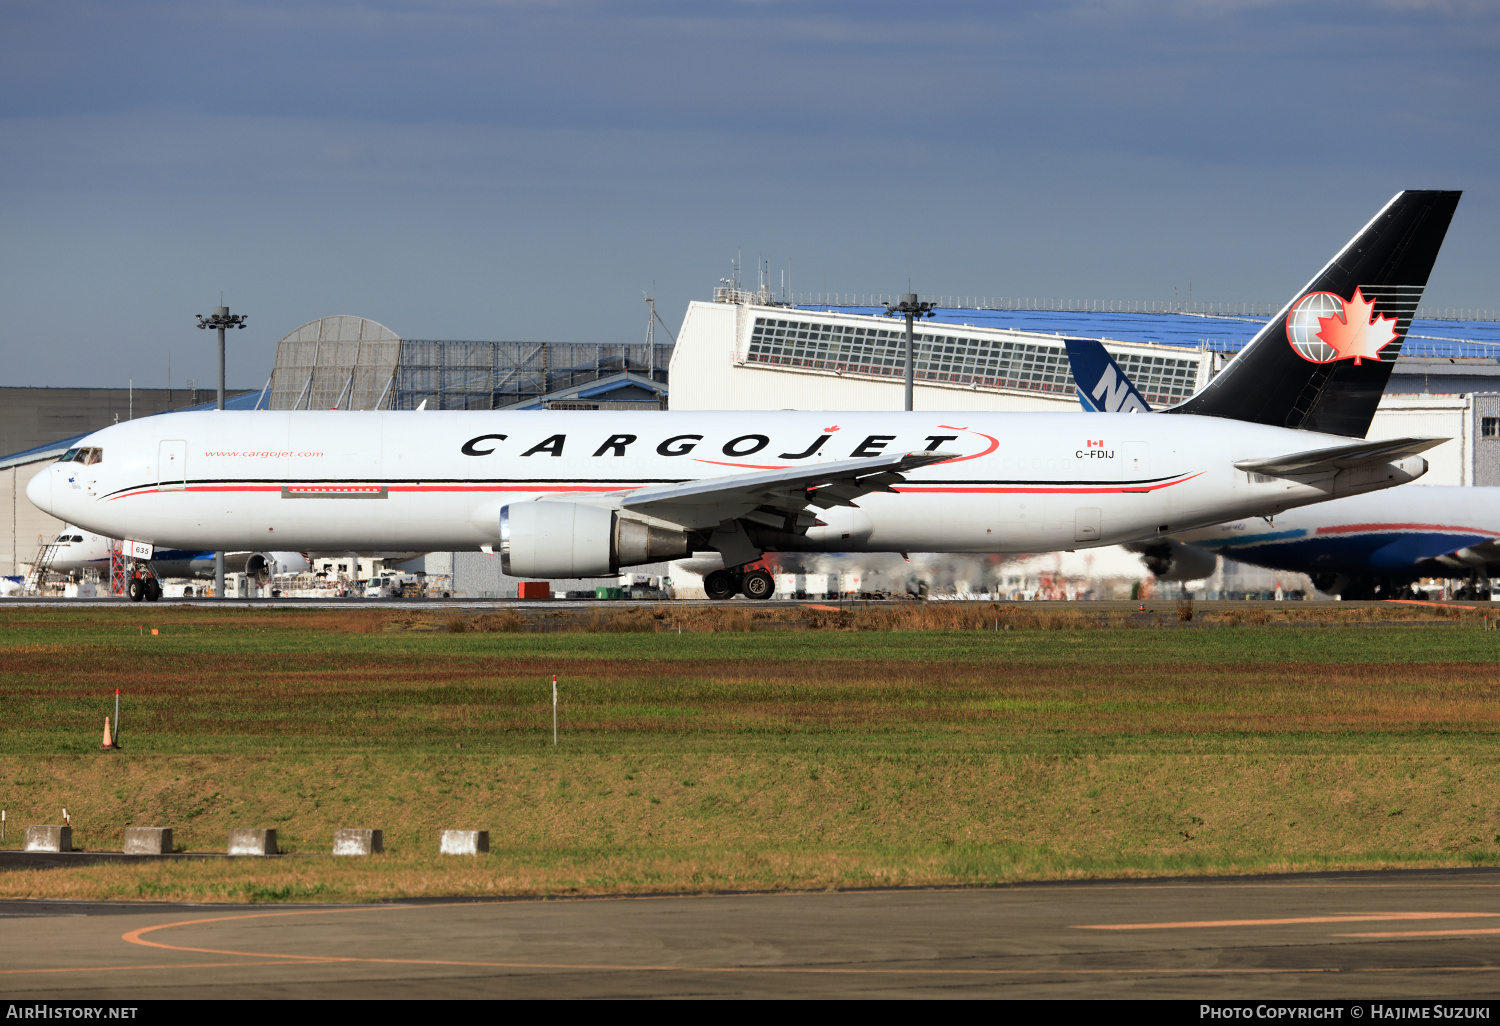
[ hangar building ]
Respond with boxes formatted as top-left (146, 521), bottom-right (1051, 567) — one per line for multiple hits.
top-left (262, 315), bottom-right (669, 412)
top-left (668, 290), bottom-right (1500, 488)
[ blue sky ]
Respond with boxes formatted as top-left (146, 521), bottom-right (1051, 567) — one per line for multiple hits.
top-left (2, 1), bottom-right (1496, 387)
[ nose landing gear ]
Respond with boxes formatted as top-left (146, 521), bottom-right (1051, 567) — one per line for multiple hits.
top-left (125, 562), bottom-right (162, 602)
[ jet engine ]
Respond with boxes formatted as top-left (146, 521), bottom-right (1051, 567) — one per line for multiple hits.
top-left (1132, 539), bottom-right (1219, 582)
top-left (500, 501), bottom-right (693, 578)
top-left (244, 551), bottom-right (312, 581)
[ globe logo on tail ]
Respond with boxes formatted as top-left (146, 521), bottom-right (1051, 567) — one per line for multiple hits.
top-left (1286, 287), bottom-right (1400, 365)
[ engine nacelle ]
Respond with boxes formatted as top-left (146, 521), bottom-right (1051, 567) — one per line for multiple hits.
top-left (1134, 539), bottom-right (1219, 582)
top-left (244, 551), bottom-right (312, 580)
top-left (500, 502), bottom-right (692, 578)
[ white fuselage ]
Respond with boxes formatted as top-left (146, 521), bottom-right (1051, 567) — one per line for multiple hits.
top-left (27, 410), bottom-right (1426, 560)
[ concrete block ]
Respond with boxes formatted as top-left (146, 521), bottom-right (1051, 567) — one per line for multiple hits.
top-left (24, 825), bottom-right (71, 853)
top-left (332, 828), bottom-right (383, 856)
top-left (227, 828), bottom-right (277, 856)
top-left (123, 827), bottom-right (172, 855)
top-left (439, 829), bottom-right (489, 855)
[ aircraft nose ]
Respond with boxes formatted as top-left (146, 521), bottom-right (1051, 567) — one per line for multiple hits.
top-left (26, 467), bottom-right (53, 515)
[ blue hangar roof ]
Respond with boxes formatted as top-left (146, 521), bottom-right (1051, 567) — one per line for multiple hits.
top-left (791, 306), bottom-right (1500, 359)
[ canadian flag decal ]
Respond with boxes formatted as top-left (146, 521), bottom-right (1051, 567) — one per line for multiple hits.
top-left (1286, 287), bottom-right (1401, 366)
top-left (1085, 439), bottom-right (1104, 447)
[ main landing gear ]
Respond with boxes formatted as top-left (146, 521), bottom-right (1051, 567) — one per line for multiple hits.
top-left (703, 567), bottom-right (776, 601)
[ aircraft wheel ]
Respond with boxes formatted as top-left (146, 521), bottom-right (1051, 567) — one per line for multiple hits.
top-left (144, 578), bottom-right (162, 602)
top-left (741, 569), bottom-right (775, 600)
top-left (703, 569), bottom-right (738, 601)
top-left (127, 578), bottom-right (144, 602)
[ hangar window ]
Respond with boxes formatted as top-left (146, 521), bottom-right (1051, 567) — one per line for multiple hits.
top-left (1484, 418), bottom-right (1500, 438)
top-left (744, 314), bottom-right (1198, 403)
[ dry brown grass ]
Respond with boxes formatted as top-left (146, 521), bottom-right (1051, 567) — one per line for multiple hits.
top-left (473, 612), bottom-right (523, 633)
top-left (13, 598), bottom-right (1475, 639)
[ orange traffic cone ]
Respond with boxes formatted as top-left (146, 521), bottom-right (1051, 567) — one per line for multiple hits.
top-left (102, 716), bottom-right (116, 750)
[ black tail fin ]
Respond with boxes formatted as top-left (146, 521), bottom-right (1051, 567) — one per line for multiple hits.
top-left (1165, 190), bottom-right (1460, 436)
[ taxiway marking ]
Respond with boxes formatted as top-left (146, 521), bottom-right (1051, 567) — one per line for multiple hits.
top-left (1074, 912), bottom-right (1500, 931)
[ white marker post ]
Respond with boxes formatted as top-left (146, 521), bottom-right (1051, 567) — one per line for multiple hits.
top-left (552, 675), bottom-right (558, 746)
top-left (114, 688), bottom-right (121, 745)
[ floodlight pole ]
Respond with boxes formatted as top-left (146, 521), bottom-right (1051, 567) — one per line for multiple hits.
top-left (196, 304), bottom-right (248, 599)
top-left (883, 293), bottom-right (937, 412)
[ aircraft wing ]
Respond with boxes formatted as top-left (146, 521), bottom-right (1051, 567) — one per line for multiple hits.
top-left (620, 450), bottom-right (957, 531)
top-left (1234, 437), bottom-right (1447, 477)
top-left (1431, 538), bottom-right (1500, 571)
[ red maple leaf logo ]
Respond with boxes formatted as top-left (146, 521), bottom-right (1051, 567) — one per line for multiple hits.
top-left (1314, 287), bottom-right (1399, 365)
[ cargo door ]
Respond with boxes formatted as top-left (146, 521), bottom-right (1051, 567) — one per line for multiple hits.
top-left (1074, 507), bottom-right (1102, 543)
top-left (158, 440), bottom-right (187, 491)
top-left (1121, 441), bottom-right (1150, 481)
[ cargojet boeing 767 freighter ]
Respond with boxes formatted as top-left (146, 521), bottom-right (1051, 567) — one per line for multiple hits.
top-left (27, 190), bottom-right (1461, 600)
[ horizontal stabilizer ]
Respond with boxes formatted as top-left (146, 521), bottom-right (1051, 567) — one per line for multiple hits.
top-left (1234, 436), bottom-right (1446, 476)
top-left (622, 450), bottom-right (957, 530)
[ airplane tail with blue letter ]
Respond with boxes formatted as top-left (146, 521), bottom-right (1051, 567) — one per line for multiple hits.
top-left (1064, 339), bottom-right (1152, 414)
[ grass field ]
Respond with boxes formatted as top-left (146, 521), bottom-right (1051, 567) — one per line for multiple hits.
top-left (2, 601), bottom-right (1500, 902)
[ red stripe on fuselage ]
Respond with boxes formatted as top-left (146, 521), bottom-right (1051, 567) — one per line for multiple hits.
top-left (691, 459), bottom-right (792, 470)
top-left (107, 473), bottom-right (1200, 502)
top-left (107, 484), bottom-right (630, 501)
top-left (1314, 522), bottom-right (1500, 538)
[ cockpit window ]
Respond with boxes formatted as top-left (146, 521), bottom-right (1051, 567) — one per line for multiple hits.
top-left (59, 449), bottom-right (79, 463)
top-left (80, 448), bottom-right (102, 465)
top-left (71, 535), bottom-right (84, 542)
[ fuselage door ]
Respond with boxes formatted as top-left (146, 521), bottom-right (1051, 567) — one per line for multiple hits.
top-left (158, 440), bottom-right (187, 491)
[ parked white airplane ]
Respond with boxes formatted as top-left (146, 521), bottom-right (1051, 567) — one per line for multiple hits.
top-left (26, 190), bottom-right (1461, 600)
top-left (42, 525), bottom-right (313, 583)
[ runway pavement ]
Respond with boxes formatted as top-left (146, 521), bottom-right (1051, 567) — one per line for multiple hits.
top-left (5, 870), bottom-right (1500, 998)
